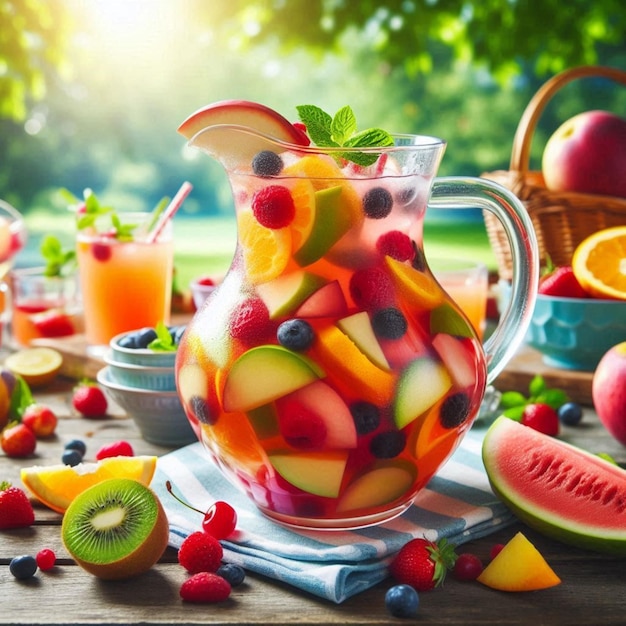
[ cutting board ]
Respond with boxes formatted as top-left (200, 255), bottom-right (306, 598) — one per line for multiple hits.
top-left (493, 345), bottom-right (593, 406)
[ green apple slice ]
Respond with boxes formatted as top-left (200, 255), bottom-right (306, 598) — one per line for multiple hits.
top-left (394, 356), bottom-right (453, 428)
top-left (337, 311), bottom-right (391, 371)
top-left (256, 270), bottom-right (327, 319)
top-left (222, 345), bottom-right (324, 413)
top-left (269, 450), bottom-right (348, 498)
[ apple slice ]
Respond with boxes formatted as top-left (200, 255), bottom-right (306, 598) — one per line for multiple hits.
top-left (430, 302), bottom-right (475, 338)
top-left (269, 450), bottom-right (349, 498)
top-left (336, 461), bottom-right (415, 513)
top-left (394, 356), bottom-right (453, 429)
top-left (275, 380), bottom-right (358, 450)
top-left (432, 333), bottom-right (481, 389)
top-left (178, 100), bottom-right (309, 164)
top-left (256, 270), bottom-right (328, 319)
top-left (294, 280), bottom-right (348, 318)
top-left (337, 311), bottom-right (390, 371)
top-left (222, 345), bottom-right (324, 413)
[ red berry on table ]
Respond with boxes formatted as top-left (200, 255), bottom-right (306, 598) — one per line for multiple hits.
top-left (22, 403), bottom-right (58, 438)
top-left (95, 440), bottom-right (134, 460)
top-left (180, 571), bottom-right (231, 603)
top-left (32, 311), bottom-right (75, 337)
top-left (1, 423), bottom-right (36, 457)
top-left (202, 501), bottom-right (238, 540)
top-left (453, 552), bottom-right (484, 581)
top-left (0, 481), bottom-right (35, 529)
top-left (36, 548), bottom-right (56, 571)
top-left (72, 382), bottom-right (108, 418)
top-left (522, 403), bottom-right (560, 436)
top-left (490, 543), bottom-right (505, 561)
top-left (178, 531), bottom-right (223, 574)
top-left (538, 265), bottom-right (588, 298)
top-left (389, 537), bottom-right (457, 591)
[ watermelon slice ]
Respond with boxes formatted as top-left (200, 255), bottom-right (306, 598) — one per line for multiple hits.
top-left (483, 416), bottom-right (626, 555)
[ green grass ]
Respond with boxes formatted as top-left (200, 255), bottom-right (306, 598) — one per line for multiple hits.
top-left (23, 213), bottom-right (496, 292)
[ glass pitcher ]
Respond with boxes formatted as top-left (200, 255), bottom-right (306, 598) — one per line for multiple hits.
top-left (176, 125), bottom-right (538, 529)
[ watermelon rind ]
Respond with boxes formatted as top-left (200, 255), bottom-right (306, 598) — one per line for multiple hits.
top-left (483, 416), bottom-right (626, 556)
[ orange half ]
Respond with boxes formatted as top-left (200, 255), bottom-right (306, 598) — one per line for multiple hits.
top-left (572, 226), bottom-right (626, 300)
top-left (20, 455), bottom-right (158, 513)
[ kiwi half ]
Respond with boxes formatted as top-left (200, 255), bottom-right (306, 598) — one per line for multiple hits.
top-left (62, 477), bottom-right (169, 580)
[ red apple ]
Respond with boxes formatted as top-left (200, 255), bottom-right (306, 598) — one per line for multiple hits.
top-left (542, 110), bottom-right (626, 198)
top-left (592, 342), bottom-right (626, 445)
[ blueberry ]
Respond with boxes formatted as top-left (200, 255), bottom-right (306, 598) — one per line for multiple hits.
top-left (189, 395), bottom-right (216, 425)
top-left (363, 187), bottom-right (393, 219)
top-left (277, 319), bottom-right (315, 351)
top-left (217, 563), bottom-right (246, 587)
top-left (171, 325), bottom-right (187, 345)
top-left (62, 449), bottom-right (83, 467)
top-left (372, 307), bottom-right (407, 340)
top-left (370, 430), bottom-right (406, 458)
top-left (440, 392), bottom-right (471, 429)
top-left (136, 327), bottom-right (158, 349)
top-left (64, 438), bottom-right (87, 456)
top-left (558, 402), bottom-right (583, 426)
top-left (252, 150), bottom-right (284, 177)
top-left (10, 555), bottom-right (38, 580)
top-left (385, 584), bottom-right (419, 618)
top-left (117, 333), bottom-right (137, 349)
top-left (350, 401), bottom-right (381, 435)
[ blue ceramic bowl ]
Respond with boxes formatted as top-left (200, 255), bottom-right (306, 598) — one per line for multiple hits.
top-left (109, 331), bottom-right (177, 367)
top-left (97, 367), bottom-right (195, 447)
top-left (525, 294), bottom-right (626, 371)
top-left (103, 355), bottom-right (176, 391)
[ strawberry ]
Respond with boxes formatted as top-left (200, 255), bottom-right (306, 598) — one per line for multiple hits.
top-left (22, 403), bottom-right (58, 438)
top-left (538, 265), bottom-right (588, 298)
top-left (522, 403), bottom-right (560, 436)
top-left (1, 423), bottom-right (36, 457)
top-left (32, 311), bottom-right (75, 337)
top-left (0, 481), bottom-right (35, 529)
top-left (389, 537), bottom-right (457, 591)
top-left (179, 571), bottom-right (231, 603)
top-left (72, 382), bottom-right (108, 418)
top-left (178, 531), bottom-right (223, 574)
top-left (95, 440), bottom-right (134, 460)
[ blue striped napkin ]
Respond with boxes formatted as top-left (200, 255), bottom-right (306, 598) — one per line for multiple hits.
top-left (153, 418), bottom-right (514, 604)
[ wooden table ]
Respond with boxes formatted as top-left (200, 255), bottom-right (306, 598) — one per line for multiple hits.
top-left (2, 358), bottom-right (626, 625)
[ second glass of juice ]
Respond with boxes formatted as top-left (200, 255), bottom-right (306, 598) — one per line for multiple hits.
top-left (76, 212), bottom-right (174, 351)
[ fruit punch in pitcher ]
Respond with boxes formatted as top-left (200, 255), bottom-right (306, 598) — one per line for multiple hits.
top-left (175, 102), bottom-right (539, 529)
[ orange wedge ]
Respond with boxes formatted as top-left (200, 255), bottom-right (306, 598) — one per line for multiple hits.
top-left (237, 209), bottom-right (292, 284)
top-left (20, 455), bottom-right (157, 513)
top-left (572, 226), bottom-right (626, 300)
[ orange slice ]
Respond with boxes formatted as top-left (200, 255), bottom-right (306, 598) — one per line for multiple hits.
top-left (237, 209), bottom-right (292, 284)
top-left (288, 179), bottom-right (316, 253)
top-left (4, 347), bottom-right (63, 388)
top-left (385, 257), bottom-right (445, 309)
top-left (20, 455), bottom-right (158, 513)
top-left (572, 226), bottom-right (626, 300)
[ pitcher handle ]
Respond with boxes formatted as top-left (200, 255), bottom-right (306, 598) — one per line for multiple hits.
top-left (429, 177), bottom-right (539, 384)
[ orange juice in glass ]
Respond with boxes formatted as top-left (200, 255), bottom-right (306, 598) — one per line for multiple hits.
top-left (431, 258), bottom-right (489, 340)
top-left (76, 211), bottom-right (173, 351)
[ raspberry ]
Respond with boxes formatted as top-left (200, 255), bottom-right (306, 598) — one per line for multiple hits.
top-left (376, 230), bottom-right (415, 262)
top-left (229, 297), bottom-right (272, 344)
top-left (251, 185), bottom-right (295, 228)
top-left (349, 266), bottom-right (395, 310)
top-left (95, 440), bottom-right (134, 460)
top-left (279, 406), bottom-right (327, 449)
top-left (36, 548), bottom-right (56, 571)
top-left (363, 187), bottom-right (393, 219)
top-left (453, 552), bottom-right (483, 581)
top-left (178, 531), bottom-right (223, 574)
top-left (179, 571), bottom-right (231, 603)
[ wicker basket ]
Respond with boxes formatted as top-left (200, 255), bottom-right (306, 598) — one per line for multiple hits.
top-left (482, 65), bottom-right (626, 281)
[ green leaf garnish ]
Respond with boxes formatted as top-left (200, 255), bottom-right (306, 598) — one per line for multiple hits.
top-left (9, 375), bottom-right (34, 421)
top-left (498, 374), bottom-right (569, 420)
top-left (40, 234), bottom-right (76, 277)
top-left (296, 104), bottom-right (394, 166)
top-left (147, 321), bottom-right (177, 352)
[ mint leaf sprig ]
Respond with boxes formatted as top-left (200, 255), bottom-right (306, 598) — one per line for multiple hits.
top-left (296, 104), bottom-right (394, 167)
top-left (498, 375), bottom-right (569, 422)
top-left (147, 321), bottom-right (177, 352)
top-left (40, 234), bottom-right (76, 277)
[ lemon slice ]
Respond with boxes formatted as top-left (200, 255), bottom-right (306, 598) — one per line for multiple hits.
top-left (4, 347), bottom-right (63, 388)
top-left (20, 455), bottom-right (158, 513)
top-left (572, 226), bottom-right (626, 300)
top-left (237, 210), bottom-right (292, 284)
